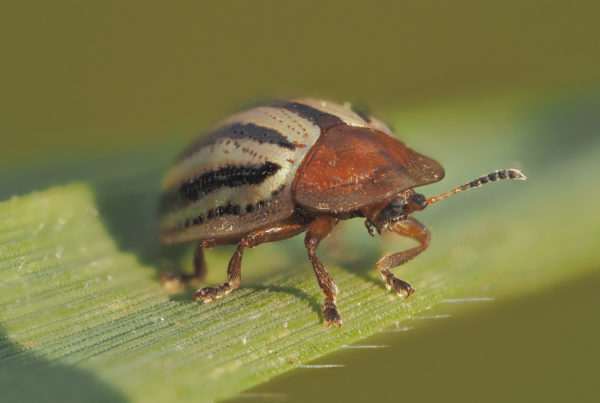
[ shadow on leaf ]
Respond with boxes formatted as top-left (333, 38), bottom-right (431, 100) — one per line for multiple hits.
top-left (0, 326), bottom-right (127, 403)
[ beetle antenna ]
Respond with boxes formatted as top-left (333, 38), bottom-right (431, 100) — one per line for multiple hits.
top-left (427, 169), bottom-right (526, 205)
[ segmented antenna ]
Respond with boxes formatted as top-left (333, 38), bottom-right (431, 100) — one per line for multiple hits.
top-left (427, 169), bottom-right (526, 205)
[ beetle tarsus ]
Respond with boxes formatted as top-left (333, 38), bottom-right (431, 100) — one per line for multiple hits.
top-left (323, 298), bottom-right (342, 327)
top-left (193, 283), bottom-right (232, 302)
top-left (158, 270), bottom-right (187, 295)
top-left (381, 270), bottom-right (414, 298)
top-left (159, 270), bottom-right (181, 284)
top-left (393, 278), bottom-right (414, 299)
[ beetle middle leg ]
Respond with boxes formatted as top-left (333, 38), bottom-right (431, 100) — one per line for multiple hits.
top-left (304, 215), bottom-right (341, 327)
top-left (184, 243), bottom-right (208, 282)
top-left (376, 217), bottom-right (430, 298)
top-left (193, 221), bottom-right (307, 303)
top-left (159, 243), bottom-right (207, 286)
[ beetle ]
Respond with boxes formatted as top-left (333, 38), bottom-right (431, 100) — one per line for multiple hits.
top-left (159, 98), bottom-right (525, 326)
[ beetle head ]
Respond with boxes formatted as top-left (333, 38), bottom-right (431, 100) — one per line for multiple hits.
top-left (364, 169), bottom-right (526, 236)
top-left (367, 189), bottom-right (428, 234)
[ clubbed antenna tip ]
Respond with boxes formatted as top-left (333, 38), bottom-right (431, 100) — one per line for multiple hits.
top-left (427, 168), bottom-right (526, 205)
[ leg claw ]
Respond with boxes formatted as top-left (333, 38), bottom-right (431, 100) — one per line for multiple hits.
top-left (390, 277), bottom-right (414, 299)
top-left (193, 283), bottom-right (232, 303)
top-left (323, 299), bottom-right (342, 327)
top-left (382, 271), bottom-right (414, 299)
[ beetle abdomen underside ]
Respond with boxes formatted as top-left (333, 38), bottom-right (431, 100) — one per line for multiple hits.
top-left (159, 99), bottom-right (394, 244)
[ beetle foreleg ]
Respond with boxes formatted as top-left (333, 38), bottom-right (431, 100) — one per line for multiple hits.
top-left (193, 221), bottom-right (308, 303)
top-left (376, 217), bottom-right (430, 298)
top-left (304, 216), bottom-right (341, 327)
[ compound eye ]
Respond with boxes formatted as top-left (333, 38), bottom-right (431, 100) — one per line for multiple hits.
top-left (411, 193), bottom-right (427, 208)
top-left (389, 198), bottom-right (406, 210)
top-left (377, 198), bottom-right (407, 225)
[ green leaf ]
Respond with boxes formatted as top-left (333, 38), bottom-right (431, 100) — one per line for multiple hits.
top-left (1, 92), bottom-right (599, 402)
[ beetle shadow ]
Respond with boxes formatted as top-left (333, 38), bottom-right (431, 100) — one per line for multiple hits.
top-left (89, 159), bottom-right (178, 275)
top-left (85, 145), bottom-right (192, 278)
top-left (0, 325), bottom-right (127, 403)
top-left (244, 284), bottom-right (323, 320)
top-left (0, 144), bottom-right (190, 280)
top-left (161, 282), bottom-right (323, 321)
top-left (0, 144), bottom-right (386, 298)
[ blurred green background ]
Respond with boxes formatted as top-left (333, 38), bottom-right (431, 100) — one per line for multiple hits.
top-left (2, 1), bottom-right (599, 168)
top-left (1, 1), bottom-right (599, 402)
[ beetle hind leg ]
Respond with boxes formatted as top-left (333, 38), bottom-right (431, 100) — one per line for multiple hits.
top-left (194, 243), bottom-right (243, 302)
top-left (193, 220), bottom-right (308, 303)
top-left (376, 217), bottom-right (430, 298)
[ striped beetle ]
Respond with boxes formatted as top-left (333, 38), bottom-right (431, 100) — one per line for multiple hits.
top-left (160, 99), bottom-right (525, 326)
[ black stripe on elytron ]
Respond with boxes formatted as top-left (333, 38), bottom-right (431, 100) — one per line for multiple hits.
top-left (180, 161), bottom-right (281, 202)
top-left (178, 122), bottom-right (296, 162)
top-left (159, 161), bottom-right (282, 214)
top-left (178, 184), bottom-right (287, 229)
top-left (268, 101), bottom-right (345, 131)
